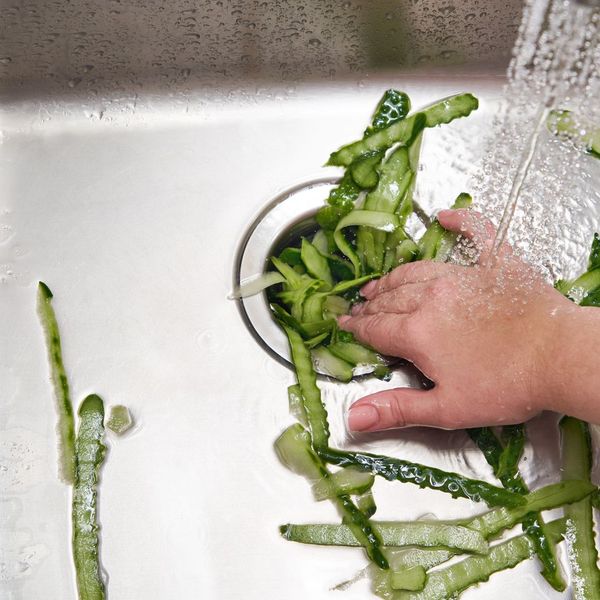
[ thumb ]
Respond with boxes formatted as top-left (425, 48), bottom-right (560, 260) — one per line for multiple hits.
top-left (348, 387), bottom-right (455, 431)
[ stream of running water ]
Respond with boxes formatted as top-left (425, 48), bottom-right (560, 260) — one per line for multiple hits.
top-left (468, 0), bottom-right (600, 278)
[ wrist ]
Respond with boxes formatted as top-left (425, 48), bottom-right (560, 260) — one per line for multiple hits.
top-left (541, 304), bottom-right (600, 422)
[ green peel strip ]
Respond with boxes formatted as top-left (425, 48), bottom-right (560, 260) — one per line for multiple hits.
top-left (73, 394), bottom-right (107, 600)
top-left (37, 281), bottom-right (76, 484)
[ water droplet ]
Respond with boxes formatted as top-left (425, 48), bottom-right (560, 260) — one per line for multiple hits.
top-left (440, 50), bottom-right (456, 60)
top-left (0, 223), bottom-right (14, 244)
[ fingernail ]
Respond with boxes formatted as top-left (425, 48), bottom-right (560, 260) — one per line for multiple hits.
top-left (360, 280), bottom-right (377, 297)
top-left (338, 315), bottom-right (351, 326)
top-left (348, 404), bottom-right (380, 431)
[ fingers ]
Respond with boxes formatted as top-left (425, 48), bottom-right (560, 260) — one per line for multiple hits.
top-left (437, 209), bottom-right (513, 264)
top-left (338, 312), bottom-right (413, 358)
top-left (352, 282), bottom-right (427, 316)
top-left (360, 261), bottom-right (455, 300)
top-left (437, 209), bottom-right (495, 242)
top-left (348, 387), bottom-right (458, 431)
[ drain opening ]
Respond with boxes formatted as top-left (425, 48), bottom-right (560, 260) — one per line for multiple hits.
top-left (234, 178), bottom-right (337, 371)
top-left (233, 178), bottom-right (429, 380)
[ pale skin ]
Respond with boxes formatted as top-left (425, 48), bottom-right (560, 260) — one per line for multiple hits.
top-left (339, 208), bottom-right (600, 432)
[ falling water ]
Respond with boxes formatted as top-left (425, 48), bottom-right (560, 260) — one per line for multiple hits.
top-left (491, 104), bottom-right (550, 259)
top-left (468, 0), bottom-right (600, 279)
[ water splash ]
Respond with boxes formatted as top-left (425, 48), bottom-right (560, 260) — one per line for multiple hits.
top-left (470, 0), bottom-right (600, 279)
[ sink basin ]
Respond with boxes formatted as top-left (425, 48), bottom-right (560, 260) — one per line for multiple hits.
top-left (2, 1), bottom-right (586, 599)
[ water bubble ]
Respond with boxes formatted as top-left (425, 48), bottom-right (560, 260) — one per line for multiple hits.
top-left (0, 223), bottom-right (14, 244)
top-left (84, 109), bottom-right (105, 120)
top-left (440, 50), bottom-right (456, 59)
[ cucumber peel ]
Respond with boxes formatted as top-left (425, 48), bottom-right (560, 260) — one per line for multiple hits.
top-left (106, 405), bottom-right (134, 435)
top-left (72, 394), bottom-right (107, 600)
top-left (37, 281), bottom-right (76, 484)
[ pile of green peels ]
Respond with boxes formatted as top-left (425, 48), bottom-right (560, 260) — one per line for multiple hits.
top-left (238, 90), bottom-right (600, 599)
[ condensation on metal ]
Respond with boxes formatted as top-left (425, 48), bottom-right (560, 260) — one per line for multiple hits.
top-left (0, 0), bottom-right (522, 100)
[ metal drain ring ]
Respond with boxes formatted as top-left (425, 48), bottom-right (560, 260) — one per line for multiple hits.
top-left (233, 178), bottom-right (337, 371)
top-left (233, 178), bottom-right (432, 380)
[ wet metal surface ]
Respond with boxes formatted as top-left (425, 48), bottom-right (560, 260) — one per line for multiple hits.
top-left (1, 1), bottom-right (584, 599)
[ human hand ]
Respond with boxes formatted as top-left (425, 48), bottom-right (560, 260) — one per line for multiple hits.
top-left (339, 209), bottom-right (579, 432)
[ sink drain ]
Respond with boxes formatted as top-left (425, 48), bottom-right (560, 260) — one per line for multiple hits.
top-left (233, 178), bottom-right (433, 389)
top-left (233, 178), bottom-right (431, 380)
top-left (233, 178), bottom-right (337, 370)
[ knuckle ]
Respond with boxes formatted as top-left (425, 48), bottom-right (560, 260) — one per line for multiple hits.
top-left (398, 262), bottom-right (419, 281)
top-left (370, 279), bottom-right (385, 296)
top-left (387, 264), bottom-right (414, 289)
top-left (389, 394), bottom-right (407, 428)
top-left (340, 316), bottom-right (358, 334)
top-left (354, 315), bottom-right (378, 341)
top-left (428, 281), bottom-right (445, 299)
top-left (360, 313), bottom-right (391, 345)
top-left (367, 289), bottom-right (401, 314)
top-left (429, 277), bottom-right (454, 299)
top-left (363, 300), bottom-right (382, 315)
top-left (405, 296), bottom-right (420, 313)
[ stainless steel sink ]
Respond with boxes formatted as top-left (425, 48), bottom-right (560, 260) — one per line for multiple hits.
top-left (1, 0), bottom-right (522, 96)
top-left (3, 2), bottom-right (581, 599)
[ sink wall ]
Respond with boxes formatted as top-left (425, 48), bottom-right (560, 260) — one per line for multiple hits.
top-left (1, 0), bottom-right (522, 99)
